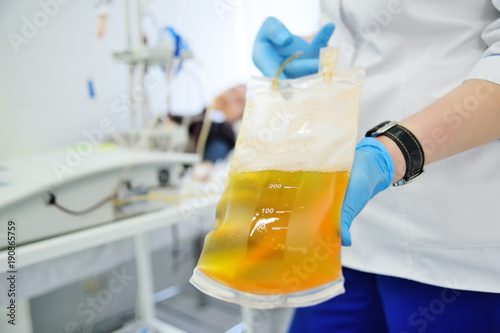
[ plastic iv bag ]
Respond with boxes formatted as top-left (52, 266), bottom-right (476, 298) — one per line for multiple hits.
top-left (190, 47), bottom-right (365, 309)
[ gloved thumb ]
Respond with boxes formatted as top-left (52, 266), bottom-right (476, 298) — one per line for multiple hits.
top-left (339, 138), bottom-right (395, 247)
top-left (283, 58), bottom-right (320, 78)
top-left (303, 23), bottom-right (335, 58)
top-left (341, 221), bottom-right (352, 246)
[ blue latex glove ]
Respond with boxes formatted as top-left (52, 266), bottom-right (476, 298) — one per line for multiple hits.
top-left (341, 137), bottom-right (396, 246)
top-left (253, 17), bottom-right (335, 79)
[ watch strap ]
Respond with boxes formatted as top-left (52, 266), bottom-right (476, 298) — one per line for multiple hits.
top-left (366, 121), bottom-right (425, 186)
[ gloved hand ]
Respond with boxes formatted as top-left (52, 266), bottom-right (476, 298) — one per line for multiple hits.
top-left (253, 17), bottom-right (335, 79)
top-left (341, 137), bottom-right (395, 246)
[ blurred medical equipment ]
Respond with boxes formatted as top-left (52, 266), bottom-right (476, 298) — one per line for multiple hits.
top-left (90, 0), bottom-right (204, 155)
top-left (0, 0), bottom-right (230, 332)
top-left (0, 148), bottom-right (198, 247)
top-left (111, 0), bottom-right (194, 151)
top-left (0, 0), bottom-right (207, 248)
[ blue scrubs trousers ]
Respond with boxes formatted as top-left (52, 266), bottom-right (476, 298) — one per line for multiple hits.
top-left (289, 267), bottom-right (500, 333)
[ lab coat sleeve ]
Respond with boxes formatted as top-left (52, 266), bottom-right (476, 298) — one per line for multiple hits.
top-left (466, 0), bottom-right (500, 85)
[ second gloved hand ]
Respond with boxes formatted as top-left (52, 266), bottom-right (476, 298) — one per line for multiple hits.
top-left (252, 17), bottom-right (335, 79)
top-left (341, 137), bottom-right (395, 246)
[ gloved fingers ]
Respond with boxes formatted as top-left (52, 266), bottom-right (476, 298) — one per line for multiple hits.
top-left (341, 221), bottom-right (352, 246)
top-left (356, 137), bottom-right (395, 195)
top-left (283, 58), bottom-right (320, 78)
top-left (339, 151), bottom-right (376, 247)
top-left (256, 17), bottom-right (294, 47)
top-left (340, 184), bottom-right (360, 247)
top-left (275, 35), bottom-right (309, 57)
top-left (338, 138), bottom-right (396, 247)
top-left (253, 17), bottom-right (298, 78)
top-left (303, 23), bottom-right (335, 58)
top-left (254, 36), bottom-right (309, 79)
top-left (253, 42), bottom-right (289, 78)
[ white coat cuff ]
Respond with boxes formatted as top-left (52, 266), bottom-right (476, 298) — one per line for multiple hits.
top-left (466, 55), bottom-right (500, 85)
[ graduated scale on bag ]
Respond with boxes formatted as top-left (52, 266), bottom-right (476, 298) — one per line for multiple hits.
top-left (191, 47), bottom-right (365, 309)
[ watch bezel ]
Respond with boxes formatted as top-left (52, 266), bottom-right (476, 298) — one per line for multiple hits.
top-left (371, 121), bottom-right (398, 137)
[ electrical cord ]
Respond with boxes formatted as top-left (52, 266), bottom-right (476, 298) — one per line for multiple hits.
top-left (46, 188), bottom-right (222, 216)
top-left (46, 192), bottom-right (114, 216)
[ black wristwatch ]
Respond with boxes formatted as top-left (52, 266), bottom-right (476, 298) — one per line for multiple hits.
top-left (366, 121), bottom-right (425, 186)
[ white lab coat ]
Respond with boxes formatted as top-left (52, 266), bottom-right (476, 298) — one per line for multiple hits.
top-left (322, 0), bottom-right (500, 293)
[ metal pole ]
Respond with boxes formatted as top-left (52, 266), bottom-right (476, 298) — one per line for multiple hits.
top-left (124, 0), bottom-right (136, 146)
top-left (136, 0), bottom-right (149, 149)
top-left (134, 233), bottom-right (155, 322)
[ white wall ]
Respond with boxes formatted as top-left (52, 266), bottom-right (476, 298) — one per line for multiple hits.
top-left (1, 0), bottom-right (124, 160)
top-left (0, 0), bottom-right (320, 161)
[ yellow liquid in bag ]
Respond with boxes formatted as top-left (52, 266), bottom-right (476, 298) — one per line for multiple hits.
top-left (196, 170), bottom-right (349, 295)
